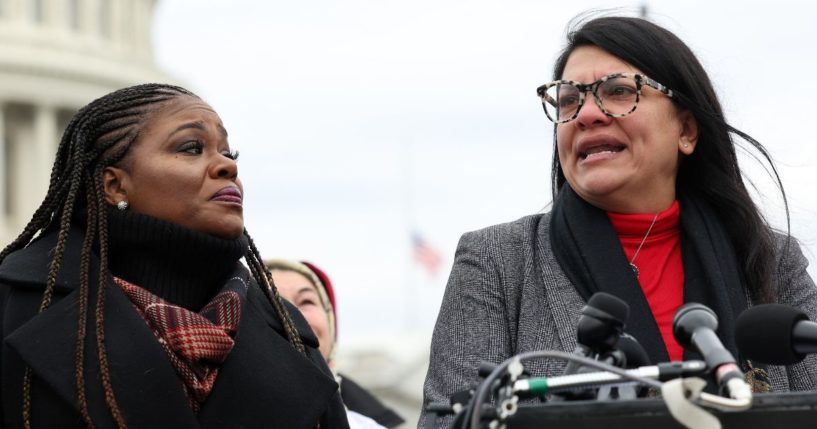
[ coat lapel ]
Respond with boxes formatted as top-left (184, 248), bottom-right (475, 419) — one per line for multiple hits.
top-left (5, 271), bottom-right (198, 427)
top-left (536, 215), bottom-right (584, 355)
top-left (197, 284), bottom-right (339, 429)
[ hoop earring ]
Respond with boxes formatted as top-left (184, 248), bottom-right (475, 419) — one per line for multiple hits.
top-left (116, 201), bottom-right (129, 211)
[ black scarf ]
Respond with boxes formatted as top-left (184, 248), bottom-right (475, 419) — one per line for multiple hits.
top-left (107, 208), bottom-right (248, 312)
top-left (549, 185), bottom-right (750, 367)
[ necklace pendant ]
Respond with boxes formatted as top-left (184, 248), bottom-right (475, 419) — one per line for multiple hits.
top-left (627, 212), bottom-right (658, 280)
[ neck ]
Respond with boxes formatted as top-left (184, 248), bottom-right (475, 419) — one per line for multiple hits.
top-left (107, 208), bottom-right (248, 311)
top-left (607, 201), bottom-right (681, 236)
top-left (576, 187), bottom-right (676, 214)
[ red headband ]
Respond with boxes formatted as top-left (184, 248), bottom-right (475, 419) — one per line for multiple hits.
top-left (301, 261), bottom-right (338, 339)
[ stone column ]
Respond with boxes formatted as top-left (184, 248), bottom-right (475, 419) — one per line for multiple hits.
top-left (109, 0), bottom-right (122, 44)
top-left (81, 0), bottom-right (96, 36)
top-left (0, 102), bottom-right (6, 241)
top-left (5, 0), bottom-right (25, 21)
top-left (28, 104), bottom-right (57, 220)
top-left (134, 0), bottom-right (149, 58)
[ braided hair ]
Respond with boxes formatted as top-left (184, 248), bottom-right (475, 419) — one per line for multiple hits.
top-left (0, 83), bottom-right (305, 428)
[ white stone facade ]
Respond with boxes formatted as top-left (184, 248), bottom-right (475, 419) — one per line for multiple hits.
top-left (0, 0), bottom-right (174, 245)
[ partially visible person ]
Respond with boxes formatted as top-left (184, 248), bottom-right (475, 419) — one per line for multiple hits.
top-left (0, 84), bottom-right (348, 428)
top-left (266, 259), bottom-right (406, 429)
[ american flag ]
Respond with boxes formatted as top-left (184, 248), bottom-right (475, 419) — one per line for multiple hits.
top-left (412, 232), bottom-right (443, 277)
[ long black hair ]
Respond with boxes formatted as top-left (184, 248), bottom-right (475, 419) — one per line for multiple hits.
top-left (0, 83), bottom-right (305, 429)
top-left (550, 16), bottom-right (783, 304)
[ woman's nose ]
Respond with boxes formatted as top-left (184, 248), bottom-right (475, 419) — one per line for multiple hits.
top-left (212, 155), bottom-right (238, 179)
top-left (575, 95), bottom-right (612, 129)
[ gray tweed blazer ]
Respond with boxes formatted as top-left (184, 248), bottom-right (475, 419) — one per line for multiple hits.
top-left (419, 212), bottom-right (817, 428)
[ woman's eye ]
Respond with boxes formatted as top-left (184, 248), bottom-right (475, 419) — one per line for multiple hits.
top-left (179, 141), bottom-right (204, 154)
top-left (299, 299), bottom-right (317, 307)
top-left (223, 149), bottom-right (240, 161)
top-left (559, 95), bottom-right (579, 108)
top-left (609, 86), bottom-right (635, 96)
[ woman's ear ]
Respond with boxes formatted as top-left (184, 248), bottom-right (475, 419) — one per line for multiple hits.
top-left (102, 166), bottom-right (129, 205)
top-left (679, 110), bottom-right (699, 155)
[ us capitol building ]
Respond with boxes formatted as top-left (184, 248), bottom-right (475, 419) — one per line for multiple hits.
top-left (0, 0), bottom-right (174, 245)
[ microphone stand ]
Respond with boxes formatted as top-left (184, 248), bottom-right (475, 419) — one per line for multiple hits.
top-left (467, 351), bottom-right (752, 429)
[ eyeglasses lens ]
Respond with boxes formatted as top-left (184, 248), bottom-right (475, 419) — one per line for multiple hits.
top-left (542, 84), bottom-right (579, 123)
top-left (597, 76), bottom-right (639, 116)
top-left (541, 75), bottom-right (640, 123)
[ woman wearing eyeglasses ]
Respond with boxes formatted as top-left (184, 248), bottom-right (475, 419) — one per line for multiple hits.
top-left (420, 15), bottom-right (817, 428)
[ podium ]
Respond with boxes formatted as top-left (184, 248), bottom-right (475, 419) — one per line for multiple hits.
top-left (507, 392), bottom-right (817, 428)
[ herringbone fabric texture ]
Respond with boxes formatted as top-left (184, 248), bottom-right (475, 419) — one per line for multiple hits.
top-left (419, 213), bottom-right (817, 428)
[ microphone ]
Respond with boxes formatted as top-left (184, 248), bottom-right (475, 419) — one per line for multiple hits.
top-left (736, 303), bottom-right (817, 365)
top-left (563, 292), bottom-right (629, 375)
top-left (616, 333), bottom-right (651, 368)
top-left (596, 333), bottom-right (652, 399)
top-left (577, 292), bottom-right (629, 352)
top-left (673, 303), bottom-right (747, 396)
top-left (559, 292), bottom-right (648, 400)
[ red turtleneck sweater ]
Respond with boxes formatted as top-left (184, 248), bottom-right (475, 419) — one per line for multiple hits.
top-left (607, 201), bottom-right (684, 361)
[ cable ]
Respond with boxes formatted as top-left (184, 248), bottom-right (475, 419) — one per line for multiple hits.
top-left (468, 350), bottom-right (664, 429)
top-left (513, 360), bottom-right (707, 395)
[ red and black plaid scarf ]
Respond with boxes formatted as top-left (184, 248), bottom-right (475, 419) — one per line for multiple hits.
top-left (115, 273), bottom-right (249, 412)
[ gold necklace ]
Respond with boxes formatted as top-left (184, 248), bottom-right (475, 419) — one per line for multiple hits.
top-left (629, 212), bottom-right (660, 277)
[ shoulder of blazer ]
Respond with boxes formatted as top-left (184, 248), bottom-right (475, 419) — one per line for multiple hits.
top-left (461, 212), bottom-right (550, 248)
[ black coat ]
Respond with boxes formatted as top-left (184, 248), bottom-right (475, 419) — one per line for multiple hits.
top-left (339, 375), bottom-right (404, 428)
top-left (0, 226), bottom-right (350, 428)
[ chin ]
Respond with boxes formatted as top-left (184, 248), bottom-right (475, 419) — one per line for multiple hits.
top-left (209, 213), bottom-right (245, 239)
top-left (573, 175), bottom-right (622, 195)
top-left (217, 227), bottom-right (245, 240)
top-left (203, 221), bottom-right (245, 240)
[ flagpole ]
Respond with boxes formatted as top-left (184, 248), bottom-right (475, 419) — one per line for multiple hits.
top-left (401, 136), bottom-right (419, 332)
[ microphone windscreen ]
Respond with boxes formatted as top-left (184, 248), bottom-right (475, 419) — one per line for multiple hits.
top-left (617, 334), bottom-right (651, 368)
top-left (736, 304), bottom-right (807, 365)
top-left (585, 292), bottom-right (629, 325)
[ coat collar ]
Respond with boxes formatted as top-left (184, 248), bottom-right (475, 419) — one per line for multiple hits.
top-left (3, 227), bottom-right (335, 428)
top-left (198, 285), bottom-right (339, 428)
top-left (0, 225), bottom-right (86, 292)
top-left (534, 213), bottom-right (585, 357)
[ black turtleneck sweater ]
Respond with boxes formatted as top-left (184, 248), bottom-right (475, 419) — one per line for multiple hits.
top-left (106, 208), bottom-right (248, 312)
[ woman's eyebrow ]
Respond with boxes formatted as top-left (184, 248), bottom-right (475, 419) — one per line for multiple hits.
top-left (168, 121), bottom-right (229, 138)
top-left (297, 287), bottom-right (318, 296)
top-left (169, 121), bottom-right (206, 137)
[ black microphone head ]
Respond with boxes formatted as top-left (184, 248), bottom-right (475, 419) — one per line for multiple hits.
top-left (585, 292), bottom-right (630, 324)
top-left (736, 304), bottom-right (808, 365)
top-left (673, 303), bottom-right (718, 349)
top-left (577, 292), bottom-right (630, 351)
top-left (616, 334), bottom-right (651, 368)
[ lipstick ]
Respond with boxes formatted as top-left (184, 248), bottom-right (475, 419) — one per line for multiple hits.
top-left (211, 186), bottom-right (242, 205)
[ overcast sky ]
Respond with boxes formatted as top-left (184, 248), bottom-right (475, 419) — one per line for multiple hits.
top-left (153, 0), bottom-right (817, 340)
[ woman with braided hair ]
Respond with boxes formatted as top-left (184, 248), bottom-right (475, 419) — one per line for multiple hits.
top-left (0, 84), bottom-right (350, 428)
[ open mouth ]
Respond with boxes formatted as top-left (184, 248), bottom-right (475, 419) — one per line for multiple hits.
top-left (580, 143), bottom-right (625, 160)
